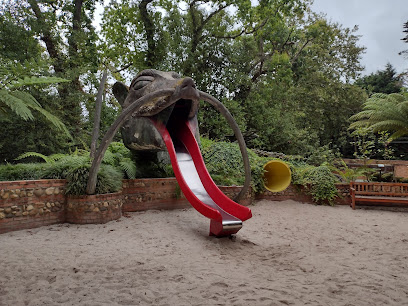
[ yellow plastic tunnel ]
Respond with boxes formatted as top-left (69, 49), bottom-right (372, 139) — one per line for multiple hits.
top-left (263, 160), bottom-right (292, 192)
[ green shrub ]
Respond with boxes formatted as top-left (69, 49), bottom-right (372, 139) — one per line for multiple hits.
top-left (65, 164), bottom-right (122, 195)
top-left (305, 144), bottom-right (340, 166)
top-left (200, 137), bottom-right (267, 193)
top-left (291, 164), bottom-right (339, 205)
top-left (0, 163), bottom-right (50, 181)
top-left (96, 165), bottom-right (123, 194)
top-left (1, 143), bottom-right (128, 195)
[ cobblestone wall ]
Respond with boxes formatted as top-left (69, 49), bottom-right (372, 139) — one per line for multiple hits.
top-left (0, 180), bottom-right (66, 234)
top-left (256, 183), bottom-right (350, 205)
top-left (122, 178), bottom-right (190, 212)
top-left (217, 186), bottom-right (253, 206)
top-left (66, 192), bottom-right (123, 224)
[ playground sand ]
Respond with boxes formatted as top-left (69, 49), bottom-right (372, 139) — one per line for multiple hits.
top-left (1, 200), bottom-right (407, 306)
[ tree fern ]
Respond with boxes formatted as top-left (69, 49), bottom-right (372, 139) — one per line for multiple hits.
top-left (9, 76), bottom-right (69, 90)
top-left (350, 92), bottom-right (408, 142)
top-left (0, 90), bottom-right (34, 120)
top-left (0, 59), bottom-right (71, 137)
top-left (15, 152), bottom-right (52, 163)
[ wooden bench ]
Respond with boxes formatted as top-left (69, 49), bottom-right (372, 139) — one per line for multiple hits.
top-left (350, 182), bottom-right (408, 210)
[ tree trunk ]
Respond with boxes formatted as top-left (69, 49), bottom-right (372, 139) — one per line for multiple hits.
top-left (90, 70), bottom-right (108, 159)
top-left (28, 0), bottom-right (85, 136)
top-left (139, 0), bottom-right (156, 68)
top-left (27, 0), bottom-right (64, 74)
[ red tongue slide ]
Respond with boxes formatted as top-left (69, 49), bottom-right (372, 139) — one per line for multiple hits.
top-left (153, 119), bottom-right (252, 237)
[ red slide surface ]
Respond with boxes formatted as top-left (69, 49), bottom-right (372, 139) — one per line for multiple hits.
top-left (153, 119), bottom-right (252, 236)
top-left (177, 121), bottom-right (252, 222)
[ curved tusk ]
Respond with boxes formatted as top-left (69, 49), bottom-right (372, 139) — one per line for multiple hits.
top-left (198, 91), bottom-right (251, 203)
top-left (86, 88), bottom-right (175, 195)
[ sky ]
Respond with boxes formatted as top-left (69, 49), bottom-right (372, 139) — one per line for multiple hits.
top-left (311, 0), bottom-right (408, 76)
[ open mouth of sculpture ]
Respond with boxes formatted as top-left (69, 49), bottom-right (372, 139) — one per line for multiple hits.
top-left (152, 98), bottom-right (197, 130)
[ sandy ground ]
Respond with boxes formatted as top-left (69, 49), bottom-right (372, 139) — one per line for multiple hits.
top-left (1, 200), bottom-right (408, 306)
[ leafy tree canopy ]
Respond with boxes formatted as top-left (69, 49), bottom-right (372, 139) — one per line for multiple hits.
top-left (355, 63), bottom-right (403, 95)
top-left (0, 0), bottom-right (371, 163)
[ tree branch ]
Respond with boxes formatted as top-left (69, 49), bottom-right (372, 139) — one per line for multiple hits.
top-left (69, 0), bottom-right (84, 59)
top-left (290, 39), bottom-right (312, 64)
top-left (27, 0), bottom-right (64, 74)
top-left (114, 63), bottom-right (134, 73)
top-left (213, 17), bottom-right (270, 39)
top-left (139, 0), bottom-right (156, 67)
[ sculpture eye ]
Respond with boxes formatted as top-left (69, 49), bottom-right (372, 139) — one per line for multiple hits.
top-left (133, 76), bottom-right (154, 90)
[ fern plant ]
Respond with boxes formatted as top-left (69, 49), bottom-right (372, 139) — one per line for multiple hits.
top-left (0, 58), bottom-right (71, 137)
top-left (331, 160), bottom-right (369, 183)
top-left (13, 141), bottom-right (137, 181)
top-left (65, 164), bottom-right (122, 195)
top-left (15, 152), bottom-right (52, 163)
top-left (350, 92), bottom-right (408, 142)
top-left (103, 142), bottom-right (137, 179)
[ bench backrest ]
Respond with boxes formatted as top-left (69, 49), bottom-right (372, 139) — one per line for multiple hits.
top-left (350, 182), bottom-right (408, 197)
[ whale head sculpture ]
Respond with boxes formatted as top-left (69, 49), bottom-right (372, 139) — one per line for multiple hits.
top-left (113, 69), bottom-right (201, 152)
top-left (87, 69), bottom-right (251, 201)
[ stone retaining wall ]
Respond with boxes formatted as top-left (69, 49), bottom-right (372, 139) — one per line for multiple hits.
top-left (66, 192), bottom-right (123, 224)
top-left (217, 185), bottom-right (253, 206)
top-left (0, 179), bottom-right (351, 234)
top-left (256, 183), bottom-right (350, 205)
top-left (122, 178), bottom-right (189, 212)
top-left (256, 184), bottom-right (313, 203)
top-left (0, 180), bottom-right (66, 234)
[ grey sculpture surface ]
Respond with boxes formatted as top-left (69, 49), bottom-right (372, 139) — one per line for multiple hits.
top-left (86, 69), bottom-right (250, 202)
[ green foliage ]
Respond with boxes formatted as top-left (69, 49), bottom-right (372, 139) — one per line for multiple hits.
top-left (331, 160), bottom-right (370, 183)
top-left (0, 142), bottom-right (134, 195)
top-left (14, 151), bottom-right (69, 164)
top-left (65, 164), bottom-right (122, 195)
top-left (349, 127), bottom-right (396, 162)
top-left (0, 154), bottom-right (90, 182)
top-left (377, 131), bottom-right (396, 160)
top-left (355, 64), bottom-right (402, 95)
top-left (305, 144), bottom-right (341, 166)
top-left (350, 92), bottom-right (408, 143)
top-left (0, 13), bottom-right (42, 62)
top-left (200, 137), bottom-right (267, 194)
top-left (97, 0), bottom-right (367, 159)
top-left (103, 142), bottom-right (137, 179)
top-left (291, 164), bottom-right (339, 205)
top-left (0, 156), bottom-right (122, 195)
top-left (15, 152), bottom-right (51, 164)
top-left (0, 163), bottom-right (50, 181)
top-left (42, 156), bottom-right (90, 180)
top-left (349, 127), bottom-right (376, 160)
top-left (0, 58), bottom-right (71, 137)
top-left (1, 0), bottom-right (370, 164)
